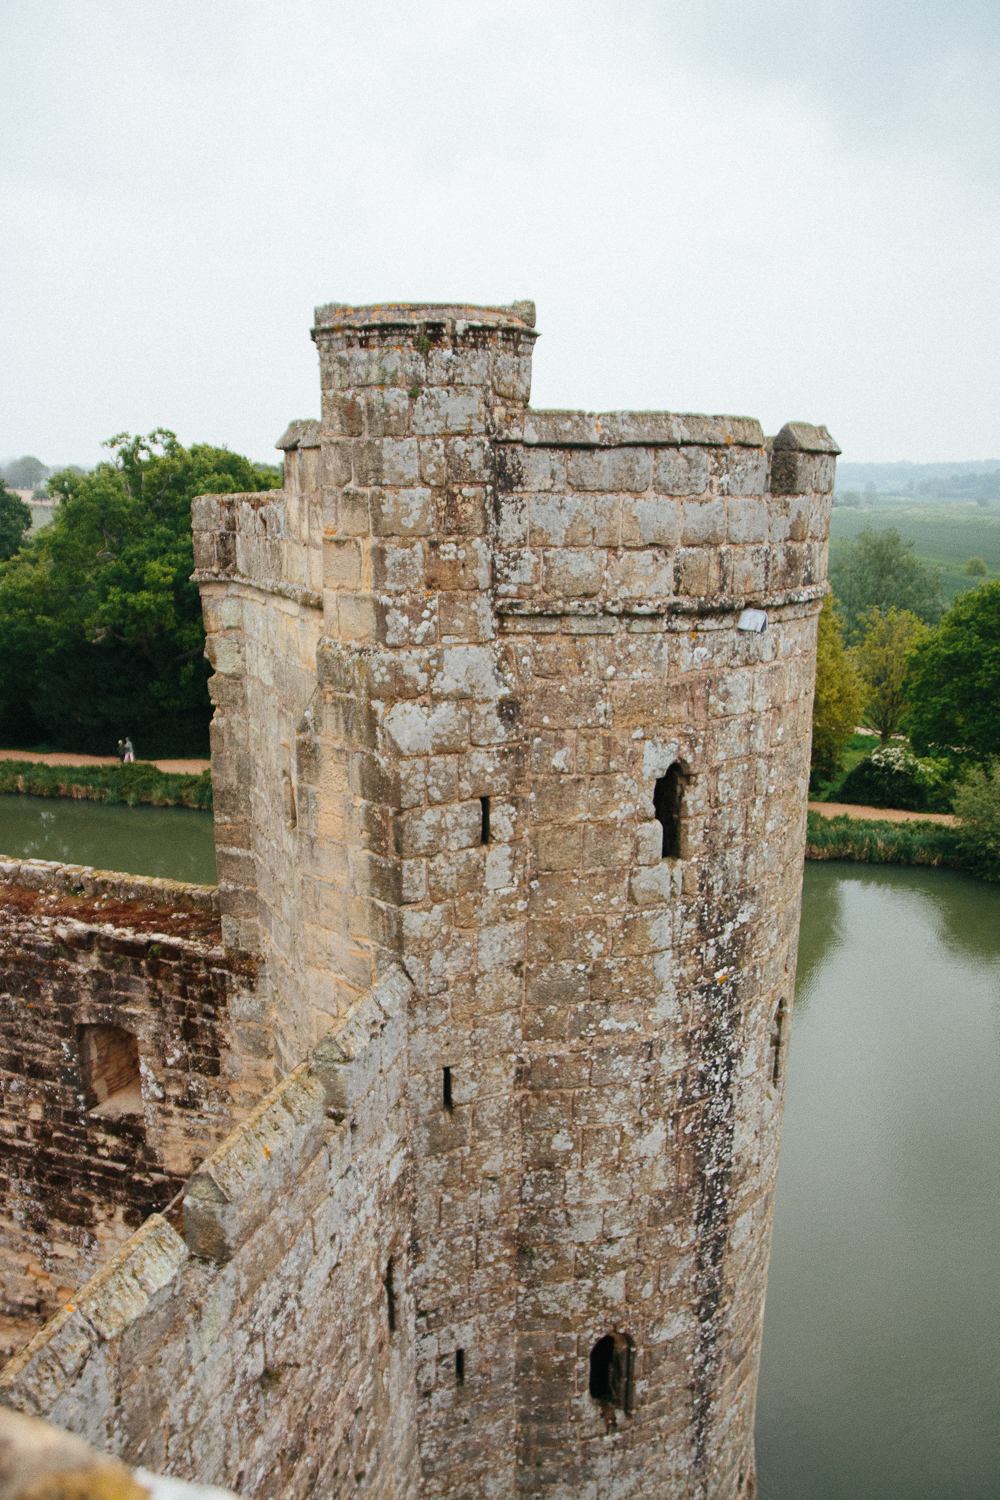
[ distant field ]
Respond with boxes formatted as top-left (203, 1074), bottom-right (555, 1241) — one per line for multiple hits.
top-left (829, 501), bottom-right (1000, 601)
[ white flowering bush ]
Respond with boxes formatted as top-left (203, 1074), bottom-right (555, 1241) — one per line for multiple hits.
top-left (838, 745), bottom-right (953, 811)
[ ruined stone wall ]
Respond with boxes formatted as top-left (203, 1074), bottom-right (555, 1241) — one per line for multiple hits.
top-left (0, 860), bottom-right (268, 1355)
top-left (1, 968), bottom-right (418, 1500)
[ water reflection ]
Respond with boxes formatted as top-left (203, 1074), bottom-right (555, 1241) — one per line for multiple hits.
top-left (792, 862), bottom-right (844, 1004)
top-left (0, 794), bottom-right (217, 885)
top-left (756, 862), bottom-right (1000, 1500)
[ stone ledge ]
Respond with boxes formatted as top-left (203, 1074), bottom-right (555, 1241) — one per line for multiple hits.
top-left (275, 418), bottom-right (322, 451)
top-left (191, 569), bottom-right (323, 611)
top-left (507, 409), bottom-right (765, 450)
top-left (313, 300), bottom-right (537, 332)
top-left (0, 858), bottom-right (219, 911)
top-left (497, 583), bottom-right (828, 620)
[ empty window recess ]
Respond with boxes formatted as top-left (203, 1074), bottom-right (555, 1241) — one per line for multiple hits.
top-left (78, 1024), bottom-right (143, 1119)
top-left (442, 1067), bottom-right (453, 1113)
top-left (480, 797), bottom-right (490, 845)
top-left (589, 1333), bottom-right (635, 1414)
top-left (653, 764), bottom-right (683, 859)
top-left (455, 1349), bottom-right (465, 1386)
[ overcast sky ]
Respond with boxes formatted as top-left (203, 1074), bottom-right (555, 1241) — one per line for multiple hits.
top-left (2, 0), bottom-right (998, 469)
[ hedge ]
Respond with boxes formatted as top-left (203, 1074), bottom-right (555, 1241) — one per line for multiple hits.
top-left (0, 760), bottom-right (213, 810)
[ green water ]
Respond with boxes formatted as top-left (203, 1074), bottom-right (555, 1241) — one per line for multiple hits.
top-left (0, 794), bottom-right (217, 885)
top-left (756, 862), bottom-right (1000, 1499)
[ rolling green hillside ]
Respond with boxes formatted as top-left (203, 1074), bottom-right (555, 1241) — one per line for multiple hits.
top-left (829, 502), bottom-right (1000, 600)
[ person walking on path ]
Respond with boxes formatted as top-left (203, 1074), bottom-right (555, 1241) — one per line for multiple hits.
top-left (116, 739), bottom-right (125, 763)
top-left (123, 736), bottom-right (135, 763)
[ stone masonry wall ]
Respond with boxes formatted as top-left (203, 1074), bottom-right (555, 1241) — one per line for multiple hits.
top-left (1, 967), bottom-right (418, 1500)
top-left (0, 860), bottom-right (270, 1358)
top-left (184, 301), bottom-right (835, 1500)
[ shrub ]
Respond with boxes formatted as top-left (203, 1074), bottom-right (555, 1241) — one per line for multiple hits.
top-left (952, 761), bottom-right (1000, 882)
top-left (836, 745), bottom-right (953, 812)
top-left (965, 556), bottom-right (988, 576)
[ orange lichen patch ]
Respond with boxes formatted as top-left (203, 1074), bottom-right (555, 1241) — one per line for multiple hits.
top-left (0, 884), bottom-right (222, 943)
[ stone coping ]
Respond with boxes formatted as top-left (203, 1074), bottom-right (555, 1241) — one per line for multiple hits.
top-left (0, 857), bottom-right (219, 911)
top-left (312, 300), bottom-right (537, 330)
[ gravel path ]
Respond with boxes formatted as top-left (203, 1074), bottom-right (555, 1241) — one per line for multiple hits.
top-left (809, 800), bottom-right (957, 826)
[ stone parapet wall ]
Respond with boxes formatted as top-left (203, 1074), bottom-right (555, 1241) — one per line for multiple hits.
top-left (1, 968), bottom-right (416, 1500)
top-left (0, 870), bottom-right (270, 1357)
top-left (0, 858), bottom-right (219, 912)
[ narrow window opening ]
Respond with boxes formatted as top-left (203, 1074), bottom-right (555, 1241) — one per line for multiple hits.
top-left (589, 1333), bottom-right (635, 1414)
top-left (770, 997), bottom-right (788, 1086)
top-left (455, 1349), bottom-right (465, 1386)
top-left (384, 1258), bottom-right (396, 1333)
top-left (653, 764), bottom-right (683, 859)
top-left (589, 1335), bottom-right (615, 1402)
top-left (480, 796), bottom-right (490, 845)
top-left (78, 1024), bottom-right (143, 1119)
top-left (443, 1066), bottom-right (453, 1113)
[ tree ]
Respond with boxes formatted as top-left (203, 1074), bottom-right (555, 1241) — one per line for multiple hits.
top-left (0, 430), bottom-right (281, 756)
top-left (952, 760), bottom-right (1000, 881)
top-left (851, 607), bottom-right (927, 745)
top-left (811, 593), bottom-right (864, 785)
top-left (906, 580), bottom-right (1000, 766)
top-left (0, 480), bottom-right (32, 562)
top-left (2, 456), bottom-right (49, 491)
top-left (829, 525), bottom-right (944, 640)
top-left (966, 555), bottom-right (988, 576)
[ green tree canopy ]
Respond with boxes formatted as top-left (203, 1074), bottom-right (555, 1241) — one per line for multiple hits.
top-left (829, 525), bottom-right (944, 640)
top-left (851, 606), bottom-right (927, 745)
top-left (0, 430), bottom-right (280, 757)
top-left (965, 555), bottom-right (988, 576)
top-left (906, 580), bottom-right (1000, 765)
top-left (811, 593), bottom-right (864, 785)
top-left (0, 480), bottom-right (33, 563)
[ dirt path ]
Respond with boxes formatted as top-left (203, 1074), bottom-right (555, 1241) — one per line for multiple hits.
top-left (0, 750), bottom-right (210, 775)
top-left (809, 800), bottom-right (957, 827)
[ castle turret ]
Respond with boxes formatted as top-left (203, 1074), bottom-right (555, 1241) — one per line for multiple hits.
top-left (191, 300), bottom-right (838, 1499)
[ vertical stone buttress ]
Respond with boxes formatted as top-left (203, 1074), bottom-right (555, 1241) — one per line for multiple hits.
top-left (195, 302), bottom-right (836, 1500)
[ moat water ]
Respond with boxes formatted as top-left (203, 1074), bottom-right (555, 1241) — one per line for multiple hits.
top-left (757, 862), bottom-right (1000, 1499)
top-left (1, 800), bottom-right (997, 1491)
top-left (0, 794), bottom-right (217, 884)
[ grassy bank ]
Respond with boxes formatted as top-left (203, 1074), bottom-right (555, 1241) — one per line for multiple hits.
top-left (0, 760), bottom-right (213, 811)
top-left (806, 810), bottom-right (967, 870)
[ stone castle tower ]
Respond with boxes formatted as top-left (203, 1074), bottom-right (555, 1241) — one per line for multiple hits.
top-left (0, 299), bottom-right (835, 1500)
top-left (191, 301), bottom-right (836, 1498)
